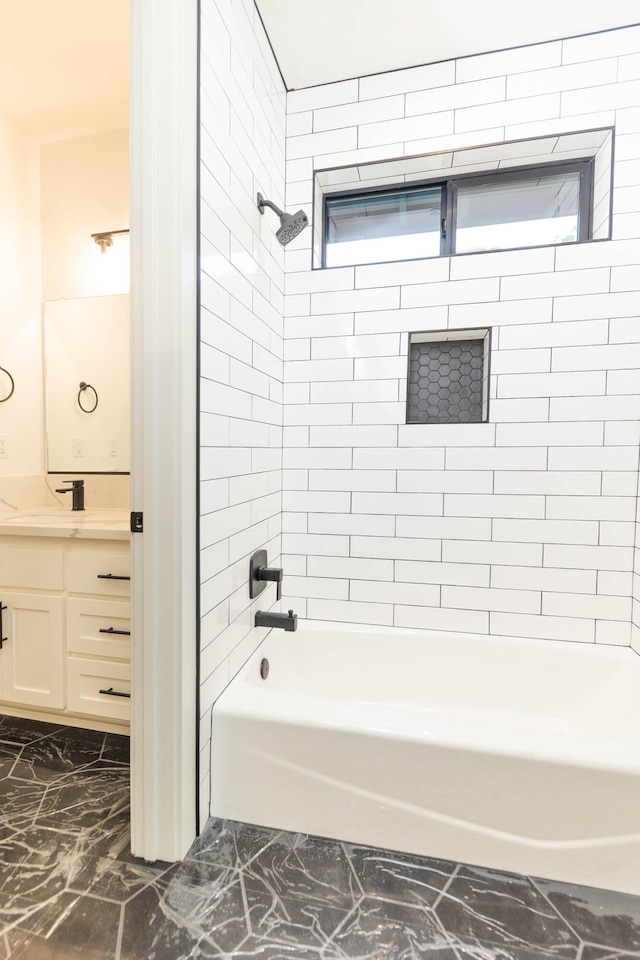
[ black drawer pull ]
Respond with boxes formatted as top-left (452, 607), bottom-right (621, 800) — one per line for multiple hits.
top-left (97, 574), bottom-right (131, 581)
top-left (99, 687), bottom-right (131, 699)
top-left (99, 627), bottom-right (131, 636)
top-left (0, 602), bottom-right (6, 650)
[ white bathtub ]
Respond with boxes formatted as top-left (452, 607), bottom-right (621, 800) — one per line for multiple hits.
top-left (210, 621), bottom-right (640, 895)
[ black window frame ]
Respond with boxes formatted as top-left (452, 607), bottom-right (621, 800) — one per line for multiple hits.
top-left (322, 158), bottom-right (594, 268)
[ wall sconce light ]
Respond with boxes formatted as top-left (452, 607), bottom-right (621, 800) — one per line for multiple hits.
top-left (91, 228), bottom-right (130, 254)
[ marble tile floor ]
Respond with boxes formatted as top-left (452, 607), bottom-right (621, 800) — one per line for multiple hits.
top-left (1, 715), bottom-right (640, 959)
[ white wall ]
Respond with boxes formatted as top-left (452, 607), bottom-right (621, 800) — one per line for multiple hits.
top-left (282, 25), bottom-right (640, 650)
top-left (40, 128), bottom-right (129, 302)
top-left (198, 0), bottom-right (286, 823)
top-left (0, 114), bottom-right (43, 480)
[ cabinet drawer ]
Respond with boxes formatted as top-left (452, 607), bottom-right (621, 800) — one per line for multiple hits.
top-left (0, 547), bottom-right (64, 591)
top-left (67, 658), bottom-right (130, 722)
top-left (67, 552), bottom-right (131, 598)
top-left (67, 598), bottom-right (131, 661)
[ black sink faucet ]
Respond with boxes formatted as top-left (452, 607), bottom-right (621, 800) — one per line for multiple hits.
top-left (255, 609), bottom-right (298, 632)
top-left (55, 479), bottom-right (85, 511)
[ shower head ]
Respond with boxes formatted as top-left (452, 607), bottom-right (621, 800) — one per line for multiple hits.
top-left (257, 193), bottom-right (309, 246)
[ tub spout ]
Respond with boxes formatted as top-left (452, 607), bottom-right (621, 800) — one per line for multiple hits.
top-left (255, 609), bottom-right (298, 631)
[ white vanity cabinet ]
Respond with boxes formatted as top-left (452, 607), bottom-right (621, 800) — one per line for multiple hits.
top-left (0, 523), bottom-right (130, 731)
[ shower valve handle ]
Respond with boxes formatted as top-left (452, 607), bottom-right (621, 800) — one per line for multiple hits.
top-left (258, 565), bottom-right (284, 601)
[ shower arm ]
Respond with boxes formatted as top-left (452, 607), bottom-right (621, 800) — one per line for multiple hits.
top-left (257, 193), bottom-right (285, 220)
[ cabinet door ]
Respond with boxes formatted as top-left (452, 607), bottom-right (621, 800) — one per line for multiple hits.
top-left (0, 593), bottom-right (64, 709)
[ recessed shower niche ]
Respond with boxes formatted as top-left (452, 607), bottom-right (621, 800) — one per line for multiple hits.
top-left (406, 328), bottom-right (490, 425)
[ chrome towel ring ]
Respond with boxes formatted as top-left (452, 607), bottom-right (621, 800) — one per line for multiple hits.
top-left (78, 381), bottom-right (98, 413)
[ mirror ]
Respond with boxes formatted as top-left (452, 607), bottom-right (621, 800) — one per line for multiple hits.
top-left (43, 294), bottom-right (130, 473)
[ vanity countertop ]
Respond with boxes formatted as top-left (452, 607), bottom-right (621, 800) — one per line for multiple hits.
top-left (0, 509), bottom-right (130, 540)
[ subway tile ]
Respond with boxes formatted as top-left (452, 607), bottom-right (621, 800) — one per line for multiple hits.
top-left (562, 25), bottom-right (640, 63)
top-left (490, 347), bottom-right (550, 375)
top-left (397, 560), bottom-right (489, 587)
top-left (312, 333), bottom-right (401, 359)
top-left (398, 470), bottom-right (493, 493)
top-left (492, 565), bottom-right (596, 594)
top-left (402, 277), bottom-right (499, 308)
top-left (497, 371), bottom-right (606, 399)
top-left (353, 401), bottom-right (406, 424)
top-left (443, 539), bottom-right (542, 566)
top-left (308, 513), bottom-right (396, 536)
top-left (284, 384), bottom-right (310, 404)
top-left (354, 356), bottom-right (407, 379)
top-left (605, 421), bottom-right (640, 446)
top-left (494, 471), bottom-right (602, 496)
top-left (354, 447), bottom-right (445, 469)
top-left (307, 598), bottom-right (394, 626)
top-left (562, 79), bottom-right (640, 116)
top-left (598, 571), bottom-right (634, 596)
top-left (501, 268), bottom-right (610, 301)
top-left (550, 394), bottom-right (640, 421)
top-left (311, 379), bottom-right (399, 403)
top-left (283, 448), bottom-right (352, 469)
top-left (286, 268), bottom-right (355, 297)
top-left (407, 77), bottom-right (505, 116)
top-left (445, 493), bottom-right (546, 518)
top-left (445, 447), bottom-right (547, 470)
top-left (395, 604), bottom-right (489, 634)
top-left (493, 517), bottom-right (599, 545)
top-left (495, 421), bottom-right (603, 446)
top-left (312, 287), bottom-right (400, 315)
top-left (543, 591), bottom-right (632, 621)
top-left (308, 555), bottom-right (394, 580)
top-left (282, 532), bottom-right (350, 556)
top-left (286, 110), bottom-right (312, 136)
top-left (310, 424), bottom-right (398, 446)
top-left (351, 579), bottom-right (440, 607)
top-left (314, 95), bottom-right (405, 132)
top-left (284, 339), bottom-right (311, 361)
top-left (490, 611), bottom-right (594, 643)
top-left (283, 490), bottom-right (351, 513)
top-left (285, 575), bottom-right (349, 600)
top-left (351, 536), bottom-right (441, 562)
top-left (548, 446), bottom-right (639, 471)
top-left (600, 520), bottom-right (636, 546)
top-left (396, 515), bottom-right (492, 540)
top-left (443, 585), bottom-right (540, 614)
top-left (596, 620), bottom-right (632, 646)
top-left (285, 358), bottom-right (354, 382)
top-left (498, 319), bottom-right (609, 350)
top-left (351, 491), bottom-right (443, 516)
top-left (602, 472), bottom-right (640, 496)
top-left (456, 41), bottom-right (561, 82)
top-left (309, 469), bottom-right (396, 491)
top-left (398, 423), bottom-right (496, 447)
top-left (355, 257), bottom-right (450, 288)
top-left (285, 313), bottom-right (354, 339)
top-left (359, 112), bottom-right (454, 149)
top-left (355, 304), bottom-right (448, 335)
top-left (489, 398), bottom-right (550, 422)
top-left (282, 512), bottom-right (307, 532)
top-left (287, 79), bottom-right (359, 114)
top-left (455, 93), bottom-right (560, 133)
top-left (287, 127), bottom-right (358, 161)
top-left (449, 298), bottom-right (553, 328)
top-left (553, 291), bottom-right (640, 322)
top-left (553, 343), bottom-right (640, 372)
top-left (507, 58), bottom-right (617, 99)
top-left (450, 246), bottom-right (554, 280)
top-left (607, 368), bottom-right (640, 395)
top-left (547, 495), bottom-right (636, 522)
top-left (543, 543), bottom-right (634, 571)
top-left (284, 402), bottom-right (353, 425)
top-left (359, 60), bottom-right (455, 99)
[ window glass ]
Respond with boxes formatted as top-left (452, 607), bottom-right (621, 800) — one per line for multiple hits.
top-left (325, 187), bottom-right (442, 267)
top-left (454, 170), bottom-right (581, 254)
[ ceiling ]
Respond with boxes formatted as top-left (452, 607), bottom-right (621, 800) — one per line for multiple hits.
top-left (256, 0), bottom-right (640, 90)
top-left (0, 0), bottom-right (128, 143)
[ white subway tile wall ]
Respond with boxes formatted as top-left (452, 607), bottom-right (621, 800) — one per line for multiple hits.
top-left (199, 0), bottom-right (286, 824)
top-left (283, 25), bottom-right (640, 653)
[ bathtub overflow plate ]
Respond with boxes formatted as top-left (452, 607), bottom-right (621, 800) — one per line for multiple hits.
top-left (260, 657), bottom-right (269, 680)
